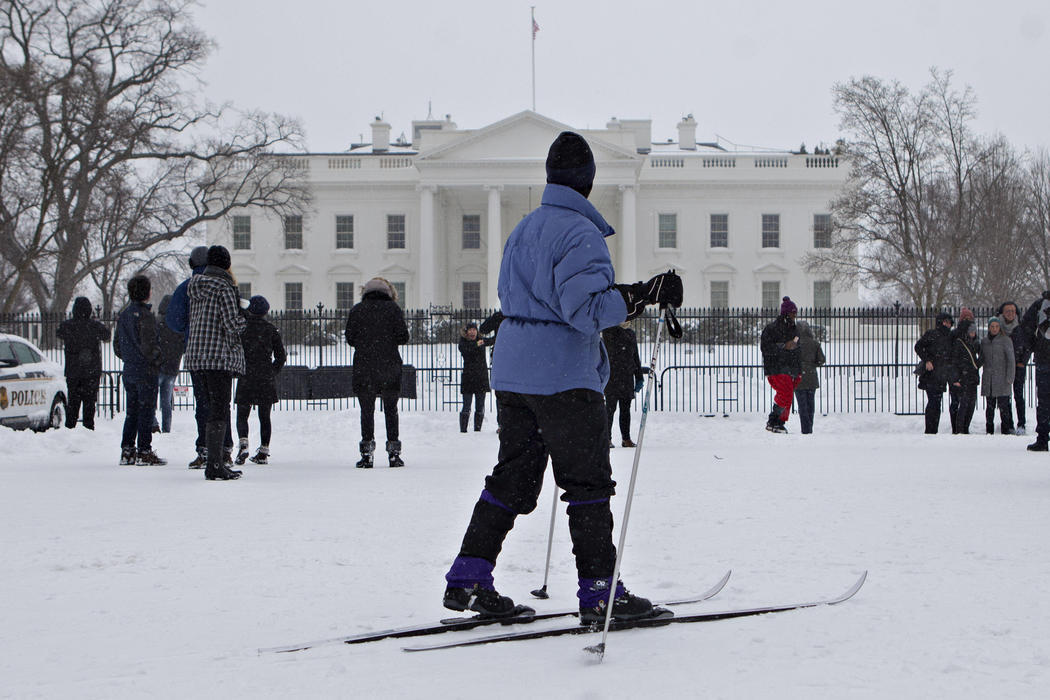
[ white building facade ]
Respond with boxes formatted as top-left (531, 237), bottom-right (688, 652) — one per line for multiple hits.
top-left (209, 111), bottom-right (854, 311)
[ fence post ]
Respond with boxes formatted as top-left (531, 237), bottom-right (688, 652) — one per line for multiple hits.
top-left (316, 302), bottom-right (325, 368)
top-left (893, 300), bottom-right (901, 378)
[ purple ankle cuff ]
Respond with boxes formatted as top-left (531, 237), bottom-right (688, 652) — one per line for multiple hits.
top-left (577, 577), bottom-right (626, 607)
top-left (567, 498), bottom-right (609, 507)
top-left (445, 556), bottom-right (495, 590)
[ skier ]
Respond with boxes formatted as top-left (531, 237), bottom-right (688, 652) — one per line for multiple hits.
top-left (601, 321), bottom-right (644, 447)
top-left (760, 297), bottom-right (802, 433)
top-left (114, 275), bottom-right (165, 465)
top-left (458, 322), bottom-right (493, 433)
top-left (345, 277), bottom-right (410, 468)
top-left (55, 296), bottom-right (111, 430)
top-left (442, 131), bottom-right (682, 623)
top-left (234, 296), bottom-right (286, 465)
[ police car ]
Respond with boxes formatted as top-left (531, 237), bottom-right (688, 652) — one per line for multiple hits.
top-left (0, 332), bottom-right (67, 431)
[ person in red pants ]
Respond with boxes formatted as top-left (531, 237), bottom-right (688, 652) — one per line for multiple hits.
top-left (760, 297), bottom-right (802, 433)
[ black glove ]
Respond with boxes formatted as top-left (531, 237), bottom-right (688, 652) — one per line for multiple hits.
top-left (616, 271), bottom-right (684, 320)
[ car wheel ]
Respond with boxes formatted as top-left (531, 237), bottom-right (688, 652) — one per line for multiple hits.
top-left (36, 395), bottom-right (66, 432)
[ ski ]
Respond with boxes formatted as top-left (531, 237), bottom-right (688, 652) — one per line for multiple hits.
top-left (402, 570), bottom-right (866, 652)
top-left (259, 569), bottom-right (731, 654)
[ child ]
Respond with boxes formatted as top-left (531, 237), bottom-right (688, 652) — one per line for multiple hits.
top-left (234, 296), bottom-right (286, 464)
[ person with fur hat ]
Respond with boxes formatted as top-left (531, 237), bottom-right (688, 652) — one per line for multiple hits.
top-left (184, 245), bottom-right (246, 481)
top-left (760, 297), bottom-right (803, 433)
top-left (233, 296), bottom-right (286, 465)
top-left (55, 296), bottom-right (111, 430)
top-left (997, 301), bottom-right (1029, 435)
top-left (442, 131), bottom-right (682, 626)
top-left (915, 311), bottom-right (954, 434)
top-left (948, 318), bottom-right (981, 434)
top-left (344, 277), bottom-right (410, 467)
top-left (167, 245), bottom-right (234, 467)
top-left (458, 322), bottom-right (493, 433)
top-left (981, 317), bottom-right (1016, 435)
top-left (114, 275), bottom-right (165, 465)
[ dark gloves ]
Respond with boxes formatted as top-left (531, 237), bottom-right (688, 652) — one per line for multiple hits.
top-left (634, 373), bottom-right (645, 393)
top-left (616, 271), bottom-right (684, 320)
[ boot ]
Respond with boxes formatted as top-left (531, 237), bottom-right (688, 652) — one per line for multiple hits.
top-left (443, 583), bottom-right (526, 619)
top-left (1027, 440), bottom-right (1048, 452)
top-left (621, 438), bottom-right (636, 447)
top-left (578, 579), bottom-right (663, 624)
top-left (188, 449), bottom-right (206, 469)
top-left (136, 449), bottom-right (167, 466)
top-left (459, 412), bottom-right (469, 433)
top-left (119, 447), bottom-right (136, 466)
top-left (387, 440), bottom-right (404, 468)
top-left (235, 438), bottom-right (250, 465)
top-left (356, 440), bottom-right (375, 468)
top-left (205, 465), bottom-right (242, 481)
top-left (249, 446), bottom-right (270, 465)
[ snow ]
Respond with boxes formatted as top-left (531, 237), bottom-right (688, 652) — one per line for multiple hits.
top-left (4, 409), bottom-right (1050, 698)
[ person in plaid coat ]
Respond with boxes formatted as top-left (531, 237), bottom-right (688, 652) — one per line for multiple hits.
top-left (184, 246), bottom-right (246, 481)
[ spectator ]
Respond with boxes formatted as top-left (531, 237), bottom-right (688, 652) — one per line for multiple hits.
top-left (997, 302), bottom-right (1029, 435)
top-left (168, 245), bottom-right (234, 468)
top-left (185, 245), bottom-right (246, 481)
top-left (949, 307), bottom-right (976, 431)
top-left (55, 296), bottom-right (110, 430)
top-left (234, 296), bottom-right (286, 465)
top-left (760, 297), bottom-right (802, 433)
top-left (345, 277), bottom-right (410, 468)
top-left (793, 320), bottom-right (826, 435)
top-left (915, 312), bottom-right (954, 434)
top-left (155, 294), bottom-right (186, 433)
top-left (601, 321), bottom-right (644, 447)
top-left (458, 322), bottom-right (493, 433)
top-left (981, 317), bottom-right (1016, 435)
top-left (948, 319), bottom-right (980, 434)
top-left (114, 275), bottom-right (165, 465)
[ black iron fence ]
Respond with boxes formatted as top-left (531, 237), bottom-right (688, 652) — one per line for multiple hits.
top-left (2, 305), bottom-right (1032, 415)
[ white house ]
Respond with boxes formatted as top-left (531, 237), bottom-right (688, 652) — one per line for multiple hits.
top-left (209, 110), bottom-right (853, 311)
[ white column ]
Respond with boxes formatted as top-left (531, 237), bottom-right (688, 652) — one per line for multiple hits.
top-left (418, 184), bottom-right (435, 305)
top-left (486, 185), bottom-right (503, 306)
top-left (619, 184), bottom-right (637, 282)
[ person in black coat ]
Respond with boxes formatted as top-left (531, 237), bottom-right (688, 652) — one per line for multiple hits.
top-left (759, 297), bottom-right (802, 433)
top-left (458, 322), bottom-right (493, 432)
top-left (55, 296), bottom-right (111, 430)
top-left (345, 277), bottom-right (410, 467)
top-left (234, 296), bottom-right (286, 465)
top-left (1020, 291), bottom-right (1050, 450)
top-left (948, 318), bottom-right (980, 434)
top-left (155, 294), bottom-right (186, 433)
top-left (915, 311), bottom-right (954, 434)
top-left (114, 275), bottom-right (165, 465)
top-left (601, 322), bottom-right (644, 447)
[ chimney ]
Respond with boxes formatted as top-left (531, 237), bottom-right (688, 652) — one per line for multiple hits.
top-left (677, 114), bottom-right (697, 150)
top-left (371, 116), bottom-right (390, 152)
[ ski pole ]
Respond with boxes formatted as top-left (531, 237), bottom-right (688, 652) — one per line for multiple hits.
top-left (585, 303), bottom-right (680, 661)
top-left (530, 485), bottom-right (560, 599)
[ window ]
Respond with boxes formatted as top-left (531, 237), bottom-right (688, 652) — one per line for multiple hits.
top-left (462, 214), bottom-right (481, 250)
top-left (762, 281), bottom-right (781, 310)
top-left (658, 213), bottom-right (677, 248)
top-left (284, 282), bottom-right (303, 311)
top-left (813, 214), bottom-right (832, 248)
top-left (710, 281), bottom-right (729, 308)
top-left (232, 215), bottom-right (251, 250)
top-left (761, 214), bottom-right (780, 248)
top-left (462, 281), bottom-right (481, 309)
top-left (12, 342), bottom-right (41, 364)
top-left (0, 341), bottom-right (14, 364)
top-left (336, 215), bottom-right (354, 249)
top-left (814, 280), bottom-right (832, 308)
top-left (237, 282), bottom-right (252, 299)
top-left (710, 214), bottom-right (728, 248)
top-left (387, 214), bottom-right (406, 249)
top-left (284, 215), bottom-right (303, 250)
top-left (336, 282), bottom-right (355, 310)
top-left (391, 281), bottom-right (406, 308)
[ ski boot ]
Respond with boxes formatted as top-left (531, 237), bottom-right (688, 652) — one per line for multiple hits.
top-left (443, 583), bottom-right (530, 619)
top-left (235, 438), bottom-right (250, 465)
top-left (356, 440), bottom-right (375, 468)
top-left (578, 579), bottom-right (666, 625)
top-left (249, 446), bottom-right (270, 465)
top-left (387, 440), bottom-right (404, 468)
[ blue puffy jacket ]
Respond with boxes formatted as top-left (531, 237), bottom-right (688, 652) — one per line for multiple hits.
top-left (490, 184), bottom-right (627, 395)
top-left (165, 266), bottom-right (206, 339)
top-left (115, 301), bottom-right (161, 383)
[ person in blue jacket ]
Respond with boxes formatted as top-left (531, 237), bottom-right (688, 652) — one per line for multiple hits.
top-left (167, 245), bottom-right (233, 468)
top-left (114, 275), bottom-right (165, 466)
top-left (442, 132), bottom-right (682, 624)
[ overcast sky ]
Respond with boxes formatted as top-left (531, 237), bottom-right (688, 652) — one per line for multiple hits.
top-left (192, 0), bottom-right (1048, 153)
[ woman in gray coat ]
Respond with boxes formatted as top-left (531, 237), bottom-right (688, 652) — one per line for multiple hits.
top-left (980, 317), bottom-right (1016, 435)
top-left (793, 321), bottom-right (826, 435)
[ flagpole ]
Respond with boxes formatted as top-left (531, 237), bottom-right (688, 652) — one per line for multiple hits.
top-left (531, 6), bottom-right (536, 111)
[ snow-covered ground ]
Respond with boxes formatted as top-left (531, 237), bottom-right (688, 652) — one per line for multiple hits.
top-left (4, 408), bottom-right (1050, 699)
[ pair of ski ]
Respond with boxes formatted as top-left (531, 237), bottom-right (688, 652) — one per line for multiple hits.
top-left (261, 569), bottom-right (866, 654)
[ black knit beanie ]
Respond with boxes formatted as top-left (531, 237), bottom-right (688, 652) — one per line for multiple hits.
top-left (546, 131), bottom-right (595, 198)
top-left (207, 245), bottom-right (231, 270)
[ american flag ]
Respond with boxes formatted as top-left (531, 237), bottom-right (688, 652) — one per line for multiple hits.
top-left (532, 18), bottom-right (540, 39)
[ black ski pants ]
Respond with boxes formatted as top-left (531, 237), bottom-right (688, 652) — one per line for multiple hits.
top-left (456, 389), bottom-right (618, 579)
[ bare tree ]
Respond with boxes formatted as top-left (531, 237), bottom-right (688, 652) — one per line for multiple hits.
top-left (0, 0), bottom-right (310, 315)
top-left (803, 69), bottom-right (987, 309)
top-left (1026, 149), bottom-right (1050, 296)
